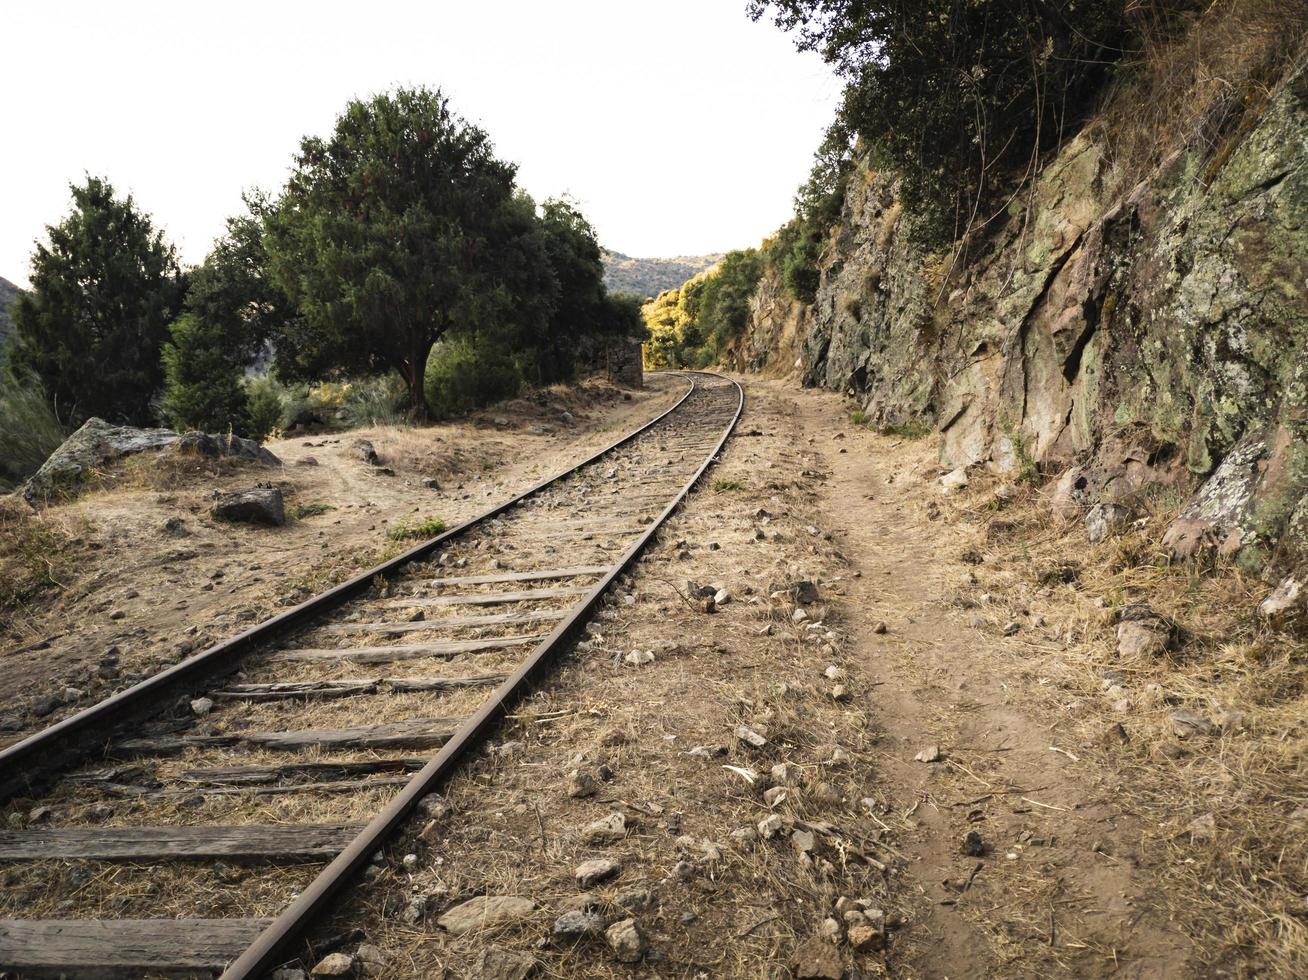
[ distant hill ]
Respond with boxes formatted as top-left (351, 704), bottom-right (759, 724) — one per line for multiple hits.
top-left (0, 276), bottom-right (20, 350)
top-left (602, 250), bottom-right (724, 299)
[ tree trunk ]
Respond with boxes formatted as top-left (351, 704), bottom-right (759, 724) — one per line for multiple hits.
top-left (401, 340), bottom-right (432, 422)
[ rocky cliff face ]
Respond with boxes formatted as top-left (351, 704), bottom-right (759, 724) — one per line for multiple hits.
top-left (733, 67), bottom-right (1308, 572)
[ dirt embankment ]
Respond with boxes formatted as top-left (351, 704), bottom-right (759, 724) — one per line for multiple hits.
top-left (0, 378), bottom-right (682, 742)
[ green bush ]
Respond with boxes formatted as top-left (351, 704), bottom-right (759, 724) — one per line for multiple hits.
top-left (244, 375), bottom-right (288, 441)
top-left (388, 516), bottom-right (447, 541)
top-left (0, 370), bottom-right (67, 491)
top-left (161, 313), bottom-right (251, 435)
top-left (425, 336), bottom-right (523, 418)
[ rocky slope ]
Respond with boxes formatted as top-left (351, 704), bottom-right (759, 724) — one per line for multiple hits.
top-left (601, 250), bottom-right (723, 298)
top-left (727, 64), bottom-right (1308, 574)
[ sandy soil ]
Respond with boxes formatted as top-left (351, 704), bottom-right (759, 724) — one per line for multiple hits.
top-left (0, 377), bottom-right (683, 743)
top-left (7, 371), bottom-right (1302, 978)
top-left (298, 375), bottom-right (1213, 979)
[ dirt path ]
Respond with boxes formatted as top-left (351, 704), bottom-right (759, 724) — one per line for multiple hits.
top-left (767, 378), bottom-right (1196, 978)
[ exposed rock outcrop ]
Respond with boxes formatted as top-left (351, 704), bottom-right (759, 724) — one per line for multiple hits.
top-left (735, 65), bottom-right (1308, 572)
top-left (21, 417), bottom-right (280, 505)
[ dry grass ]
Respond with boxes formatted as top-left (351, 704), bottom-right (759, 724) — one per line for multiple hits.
top-left (1101, 0), bottom-right (1308, 192)
top-left (927, 466), bottom-right (1308, 976)
top-left (0, 496), bottom-right (86, 633)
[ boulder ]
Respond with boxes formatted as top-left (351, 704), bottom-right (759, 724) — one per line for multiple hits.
top-left (22, 417), bottom-right (279, 505)
top-left (211, 487), bottom-right (285, 526)
top-left (1163, 435), bottom-right (1265, 560)
top-left (170, 431), bottom-right (280, 466)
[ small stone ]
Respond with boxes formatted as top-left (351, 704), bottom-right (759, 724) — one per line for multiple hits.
top-left (791, 829), bottom-right (816, 853)
top-left (355, 945), bottom-right (386, 967)
top-left (1170, 709), bottom-right (1216, 739)
top-left (793, 936), bottom-right (843, 979)
top-left (731, 826), bottom-right (759, 843)
top-left (1186, 812), bottom-right (1217, 843)
top-left (553, 908), bottom-right (605, 941)
top-left (823, 665), bottom-right (842, 680)
top-left (714, 588), bottom-right (732, 606)
top-left (671, 859), bottom-right (695, 880)
top-left (872, 620), bottom-right (888, 634)
top-left (763, 786), bottom-right (788, 807)
top-left (1002, 621), bottom-right (1020, 636)
top-left (28, 806), bottom-right (51, 824)
top-left (624, 650), bottom-right (654, 666)
top-left (1259, 576), bottom-right (1303, 620)
top-left (582, 813), bottom-right (627, 843)
top-left (567, 770), bottom-right (598, 798)
top-left (1085, 502), bottom-right (1131, 544)
top-left (831, 685), bottom-right (849, 702)
top-left (1216, 710), bottom-right (1246, 733)
top-left (771, 762), bottom-right (802, 785)
top-left (791, 608), bottom-right (809, 623)
top-left (417, 793), bottom-right (451, 819)
top-left (962, 830), bottom-right (985, 856)
top-left (938, 467), bottom-right (969, 492)
top-left (848, 924), bottom-right (885, 951)
top-left (310, 952), bottom-right (354, 977)
top-left (792, 580), bottom-right (819, 603)
top-left (605, 918), bottom-right (645, 963)
top-left (575, 858), bottom-right (621, 888)
top-left (758, 814), bottom-right (785, 839)
top-left (734, 724), bottom-right (768, 748)
top-left (402, 853), bottom-right (418, 868)
top-left (473, 945), bottom-right (537, 980)
top-left (190, 697), bottom-right (214, 716)
top-left (914, 744), bottom-right (942, 763)
top-left (109, 609), bottom-right (126, 620)
top-left (615, 884), bottom-right (654, 911)
top-left (437, 895), bottom-right (536, 935)
top-left (687, 744), bottom-right (729, 759)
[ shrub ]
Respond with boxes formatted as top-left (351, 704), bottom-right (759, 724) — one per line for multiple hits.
top-left (0, 369), bottom-right (67, 491)
top-left (341, 375), bottom-right (408, 429)
top-left (244, 375), bottom-right (288, 441)
top-left (425, 336), bottom-right (523, 418)
top-left (388, 516), bottom-right (447, 541)
top-left (160, 313), bottom-right (251, 435)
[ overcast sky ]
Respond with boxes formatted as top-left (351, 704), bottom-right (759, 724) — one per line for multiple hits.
top-left (1, 0), bottom-right (840, 287)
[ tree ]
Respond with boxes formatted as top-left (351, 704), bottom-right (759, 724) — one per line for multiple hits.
top-left (261, 87), bottom-right (535, 419)
top-left (532, 196), bottom-right (605, 384)
top-left (750, 0), bottom-right (1126, 240)
top-left (160, 210), bottom-right (293, 435)
top-left (12, 176), bottom-right (186, 424)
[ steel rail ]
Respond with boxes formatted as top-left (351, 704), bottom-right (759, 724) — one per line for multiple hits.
top-left (220, 373), bottom-right (744, 979)
top-left (0, 374), bottom-right (699, 802)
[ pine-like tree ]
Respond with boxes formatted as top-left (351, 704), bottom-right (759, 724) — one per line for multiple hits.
top-left (12, 177), bottom-right (185, 425)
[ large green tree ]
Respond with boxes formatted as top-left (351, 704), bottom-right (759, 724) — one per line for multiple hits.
top-left (262, 87), bottom-right (539, 419)
top-left (532, 196), bottom-right (606, 384)
top-left (160, 210), bottom-right (292, 435)
top-left (750, 0), bottom-right (1125, 239)
top-left (12, 176), bottom-right (186, 424)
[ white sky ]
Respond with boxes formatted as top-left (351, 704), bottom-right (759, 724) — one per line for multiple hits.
top-left (1, 0), bottom-right (841, 287)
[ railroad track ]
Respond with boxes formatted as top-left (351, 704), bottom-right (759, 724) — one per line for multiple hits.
top-left (0, 371), bottom-right (743, 979)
